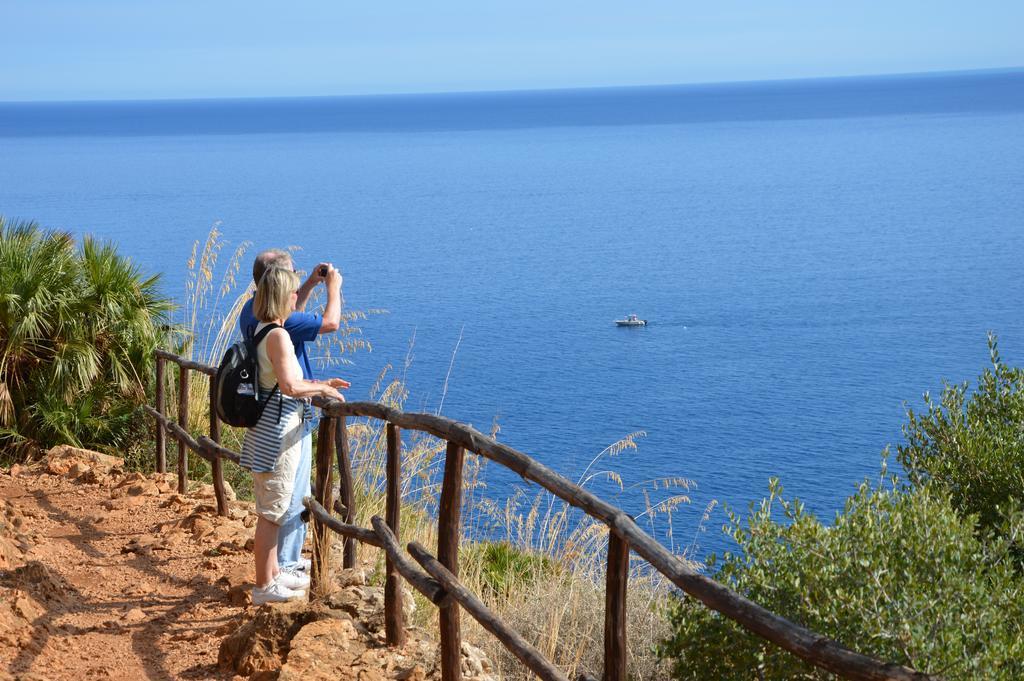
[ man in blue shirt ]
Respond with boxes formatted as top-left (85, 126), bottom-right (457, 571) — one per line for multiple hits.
top-left (238, 248), bottom-right (345, 577)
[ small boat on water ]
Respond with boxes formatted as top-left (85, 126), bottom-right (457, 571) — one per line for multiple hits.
top-left (615, 313), bottom-right (648, 327)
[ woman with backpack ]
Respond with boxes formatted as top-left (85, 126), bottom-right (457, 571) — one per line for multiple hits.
top-left (241, 266), bottom-right (348, 604)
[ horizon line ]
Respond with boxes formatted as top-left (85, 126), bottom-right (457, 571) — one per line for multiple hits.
top-left (3, 65), bottom-right (1022, 106)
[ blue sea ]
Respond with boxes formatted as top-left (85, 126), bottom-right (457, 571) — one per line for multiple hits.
top-left (2, 69), bottom-right (1023, 559)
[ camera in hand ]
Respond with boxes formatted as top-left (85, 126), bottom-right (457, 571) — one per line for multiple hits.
top-left (319, 265), bottom-right (329, 277)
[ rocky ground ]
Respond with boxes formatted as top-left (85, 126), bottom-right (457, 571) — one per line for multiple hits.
top-left (0, 446), bottom-right (495, 681)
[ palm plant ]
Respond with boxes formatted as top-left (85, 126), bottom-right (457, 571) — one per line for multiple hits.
top-left (0, 216), bottom-right (172, 459)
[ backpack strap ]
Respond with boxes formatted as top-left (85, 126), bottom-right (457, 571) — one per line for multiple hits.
top-left (250, 322), bottom-right (283, 347)
top-left (248, 323), bottom-right (284, 421)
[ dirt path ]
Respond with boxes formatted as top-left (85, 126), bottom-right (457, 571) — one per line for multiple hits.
top-left (1, 451), bottom-right (253, 680)
top-left (0, 448), bottom-right (497, 681)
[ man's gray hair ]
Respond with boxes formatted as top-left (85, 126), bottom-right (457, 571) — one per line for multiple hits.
top-left (252, 249), bottom-right (292, 285)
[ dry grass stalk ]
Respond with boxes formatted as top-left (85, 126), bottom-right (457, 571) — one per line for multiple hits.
top-left (166, 225), bottom-right (695, 679)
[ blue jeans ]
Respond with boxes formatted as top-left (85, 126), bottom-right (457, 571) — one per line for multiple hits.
top-left (277, 417), bottom-right (314, 568)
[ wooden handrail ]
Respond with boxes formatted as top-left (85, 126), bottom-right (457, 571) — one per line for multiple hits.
top-left (155, 349), bottom-right (216, 376)
top-left (303, 499), bottom-right (451, 607)
top-left (408, 541), bottom-right (570, 681)
top-left (197, 436), bottom-right (240, 465)
top-left (144, 406), bottom-right (212, 463)
top-left (149, 349), bottom-right (935, 681)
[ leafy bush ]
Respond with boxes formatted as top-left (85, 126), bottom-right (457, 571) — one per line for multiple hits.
top-left (658, 476), bottom-right (1024, 680)
top-left (898, 334), bottom-right (1024, 530)
top-left (463, 541), bottom-right (558, 598)
top-left (0, 217), bottom-right (171, 459)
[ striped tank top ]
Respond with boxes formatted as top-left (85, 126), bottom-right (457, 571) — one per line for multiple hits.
top-left (240, 323), bottom-right (312, 473)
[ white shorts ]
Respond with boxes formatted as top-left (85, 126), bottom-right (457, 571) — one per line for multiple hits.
top-left (251, 429), bottom-right (303, 525)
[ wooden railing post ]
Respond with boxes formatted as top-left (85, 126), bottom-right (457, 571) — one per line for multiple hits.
top-left (384, 423), bottom-right (406, 646)
top-left (208, 376), bottom-right (228, 516)
top-left (438, 442), bottom-right (465, 681)
top-left (311, 417), bottom-right (337, 597)
top-left (177, 365), bottom-right (190, 494)
top-left (335, 415), bottom-right (357, 569)
top-left (142, 355), bottom-right (936, 681)
top-left (155, 355), bottom-right (166, 474)
top-left (603, 533), bottom-right (629, 681)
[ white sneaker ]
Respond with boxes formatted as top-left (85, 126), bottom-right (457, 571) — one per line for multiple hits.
top-left (276, 567), bottom-right (310, 591)
top-left (253, 577), bottom-right (304, 605)
top-left (290, 558), bottom-right (312, 573)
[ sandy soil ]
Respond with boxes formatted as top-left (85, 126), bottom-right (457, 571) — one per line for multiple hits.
top-left (0, 453), bottom-right (260, 680)
top-left (0, 449), bottom-right (497, 681)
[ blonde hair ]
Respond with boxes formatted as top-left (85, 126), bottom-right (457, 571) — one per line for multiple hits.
top-left (253, 267), bottom-right (300, 322)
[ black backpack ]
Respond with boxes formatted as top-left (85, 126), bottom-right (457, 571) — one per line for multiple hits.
top-left (214, 323), bottom-right (281, 427)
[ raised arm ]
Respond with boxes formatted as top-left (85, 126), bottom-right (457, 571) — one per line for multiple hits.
top-left (294, 262), bottom-right (342, 334)
top-left (319, 266), bottom-right (342, 333)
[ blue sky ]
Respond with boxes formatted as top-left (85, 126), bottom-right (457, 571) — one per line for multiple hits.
top-left (3, 1), bottom-right (1022, 101)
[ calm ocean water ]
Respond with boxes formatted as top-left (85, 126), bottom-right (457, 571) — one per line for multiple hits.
top-left (2, 70), bottom-right (1023, 559)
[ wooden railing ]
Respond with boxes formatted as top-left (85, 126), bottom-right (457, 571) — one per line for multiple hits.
top-left (147, 350), bottom-right (935, 681)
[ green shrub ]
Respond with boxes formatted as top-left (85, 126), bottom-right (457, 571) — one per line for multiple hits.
top-left (463, 541), bottom-right (558, 598)
top-left (898, 334), bottom-right (1024, 531)
top-left (658, 475), bottom-right (1024, 680)
top-left (0, 217), bottom-right (171, 460)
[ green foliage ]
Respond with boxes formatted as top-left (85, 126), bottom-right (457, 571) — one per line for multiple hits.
top-left (898, 334), bottom-right (1024, 531)
top-left (464, 541), bottom-right (558, 598)
top-left (659, 476), bottom-right (1024, 680)
top-left (0, 217), bottom-right (172, 459)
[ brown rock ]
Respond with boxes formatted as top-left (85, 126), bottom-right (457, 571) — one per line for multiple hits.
top-left (160, 494), bottom-right (191, 509)
top-left (44, 444), bottom-right (123, 472)
top-left (227, 583), bottom-right (251, 607)
top-left (210, 522), bottom-right (246, 542)
top-left (122, 607), bottom-right (147, 623)
top-left (191, 518), bottom-right (214, 538)
top-left (116, 472), bottom-right (147, 487)
top-left (127, 481), bottom-right (160, 497)
top-left (395, 666), bottom-right (426, 681)
top-left (123, 495), bottom-right (146, 509)
top-left (219, 565), bottom-right (254, 588)
top-left (278, 618), bottom-right (360, 681)
top-left (46, 459), bottom-right (70, 476)
top-left (205, 540), bottom-right (247, 557)
top-left (219, 565), bottom-right (255, 606)
top-left (218, 602), bottom-right (326, 676)
top-left (460, 642), bottom-right (495, 680)
top-left (191, 503), bottom-right (219, 516)
top-left (12, 595), bottom-right (44, 621)
top-left (250, 672), bottom-right (279, 681)
top-left (335, 568), bottom-right (367, 588)
top-left (78, 468), bottom-right (102, 484)
top-left (358, 669), bottom-right (385, 681)
top-left (65, 462), bottom-right (92, 479)
top-left (122, 539), bottom-right (154, 556)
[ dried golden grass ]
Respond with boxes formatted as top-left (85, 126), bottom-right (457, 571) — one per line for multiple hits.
top-left (167, 225), bottom-right (698, 679)
top-left (346, 381), bottom-right (692, 679)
